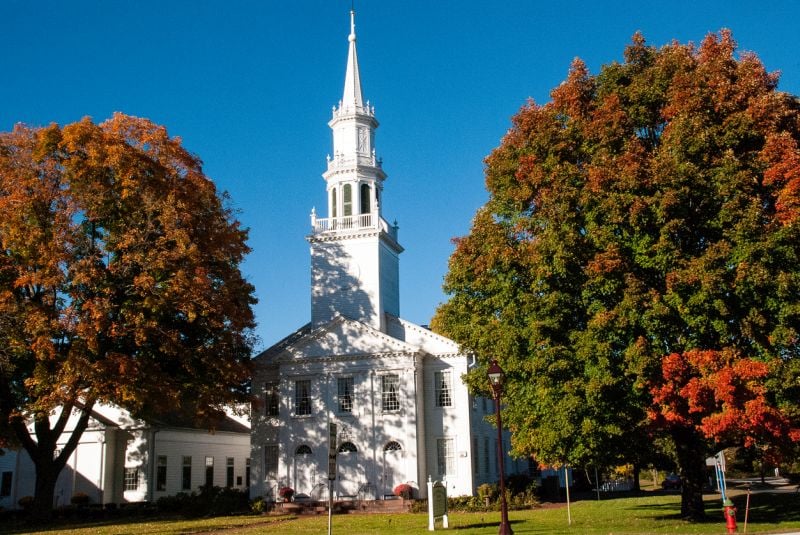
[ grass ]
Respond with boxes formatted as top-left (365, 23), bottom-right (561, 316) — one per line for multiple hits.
top-left (5, 491), bottom-right (800, 535)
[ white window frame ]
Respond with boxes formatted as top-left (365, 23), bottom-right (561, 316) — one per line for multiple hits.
top-left (295, 379), bottom-right (312, 416)
top-left (156, 455), bottom-right (167, 491)
top-left (182, 456), bottom-right (192, 490)
top-left (124, 467), bottom-right (140, 491)
top-left (264, 382), bottom-right (280, 417)
top-left (381, 374), bottom-right (400, 412)
top-left (437, 438), bottom-right (455, 477)
top-left (337, 376), bottom-right (354, 414)
top-left (264, 444), bottom-right (279, 478)
top-left (434, 370), bottom-right (453, 407)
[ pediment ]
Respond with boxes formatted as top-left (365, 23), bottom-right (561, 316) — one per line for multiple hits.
top-left (269, 315), bottom-right (422, 360)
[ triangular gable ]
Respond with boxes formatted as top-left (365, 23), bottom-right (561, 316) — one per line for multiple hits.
top-left (385, 315), bottom-right (462, 356)
top-left (268, 315), bottom-right (422, 361)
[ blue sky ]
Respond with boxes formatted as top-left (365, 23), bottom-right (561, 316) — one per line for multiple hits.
top-left (3, 1), bottom-right (799, 349)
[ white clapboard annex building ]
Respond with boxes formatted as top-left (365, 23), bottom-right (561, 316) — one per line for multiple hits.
top-left (249, 11), bottom-right (522, 502)
top-left (0, 403), bottom-right (250, 510)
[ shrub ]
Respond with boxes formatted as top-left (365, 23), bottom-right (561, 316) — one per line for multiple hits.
top-left (70, 492), bottom-right (90, 506)
top-left (278, 486), bottom-right (294, 501)
top-left (17, 496), bottom-right (34, 510)
top-left (210, 487), bottom-right (249, 516)
top-left (251, 496), bottom-right (267, 514)
top-left (155, 487), bottom-right (249, 517)
top-left (393, 483), bottom-right (412, 499)
top-left (156, 492), bottom-right (192, 513)
top-left (477, 483), bottom-right (498, 503)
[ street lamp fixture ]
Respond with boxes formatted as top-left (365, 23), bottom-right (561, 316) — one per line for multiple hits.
top-left (487, 359), bottom-right (513, 535)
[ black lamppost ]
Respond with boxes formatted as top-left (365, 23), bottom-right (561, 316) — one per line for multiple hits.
top-left (488, 359), bottom-right (513, 535)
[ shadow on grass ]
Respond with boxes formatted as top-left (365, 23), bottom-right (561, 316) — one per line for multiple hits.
top-left (732, 493), bottom-right (800, 524)
top-left (623, 492), bottom-right (800, 525)
top-left (451, 518), bottom-right (524, 531)
top-left (0, 513), bottom-right (297, 535)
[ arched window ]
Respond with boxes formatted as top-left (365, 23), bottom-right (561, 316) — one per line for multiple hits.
top-left (331, 188), bottom-right (337, 218)
top-left (295, 445), bottom-right (312, 455)
top-left (384, 441), bottom-right (402, 452)
top-left (337, 442), bottom-right (358, 453)
top-left (360, 184), bottom-right (370, 214)
top-left (343, 184), bottom-right (352, 216)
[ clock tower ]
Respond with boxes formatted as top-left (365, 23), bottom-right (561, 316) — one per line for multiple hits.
top-left (308, 9), bottom-right (402, 332)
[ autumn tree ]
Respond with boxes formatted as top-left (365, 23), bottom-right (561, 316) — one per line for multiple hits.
top-left (0, 114), bottom-right (256, 516)
top-left (432, 31), bottom-right (800, 520)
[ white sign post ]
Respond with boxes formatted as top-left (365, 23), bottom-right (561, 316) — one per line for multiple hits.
top-left (427, 476), bottom-right (449, 531)
top-left (328, 423), bottom-right (337, 535)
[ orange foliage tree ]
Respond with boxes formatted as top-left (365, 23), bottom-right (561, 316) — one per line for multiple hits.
top-left (0, 114), bottom-right (256, 515)
top-left (650, 349), bottom-right (800, 473)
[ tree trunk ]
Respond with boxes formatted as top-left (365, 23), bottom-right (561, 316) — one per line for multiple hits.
top-left (10, 401), bottom-right (96, 519)
top-left (31, 460), bottom-right (60, 519)
top-left (673, 427), bottom-right (706, 521)
top-left (632, 462), bottom-right (641, 492)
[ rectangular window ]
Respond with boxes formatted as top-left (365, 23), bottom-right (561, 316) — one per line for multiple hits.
top-left (264, 444), bottom-right (279, 478)
top-left (156, 455), bottom-right (167, 491)
top-left (245, 458), bottom-right (251, 488)
top-left (337, 377), bottom-right (353, 413)
top-left (437, 438), bottom-right (455, 477)
top-left (182, 456), bottom-right (192, 490)
top-left (265, 382), bottom-right (279, 417)
top-left (295, 379), bottom-right (311, 416)
top-left (0, 471), bottom-right (12, 497)
top-left (226, 457), bottom-right (234, 488)
top-left (483, 437), bottom-right (490, 475)
top-left (124, 467), bottom-right (139, 491)
top-left (434, 370), bottom-right (453, 407)
top-left (381, 374), bottom-right (400, 412)
top-left (343, 184), bottom-right (352, 216)
top-left (205, 456), bottom-right (214, 488)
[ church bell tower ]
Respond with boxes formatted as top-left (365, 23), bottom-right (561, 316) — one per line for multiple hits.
top-left (308, 10), bottom-right (403, 332)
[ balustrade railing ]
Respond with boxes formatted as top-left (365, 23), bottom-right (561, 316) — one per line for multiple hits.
top-left (311, 211), bottom-right (398, 241)
top-left (326, 153), bottom-right (382, 171)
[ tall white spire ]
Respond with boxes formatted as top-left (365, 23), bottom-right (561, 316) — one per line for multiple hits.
top-left (308, 8), bottom-right (402, 332)
top-left (341, 9), bottom-right (363, 109)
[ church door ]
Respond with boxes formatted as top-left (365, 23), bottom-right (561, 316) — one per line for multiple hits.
top-left (336, 442), bottom-right (360, 498)
top-left (382, 441), bottom-right (404, 498)
top-left (293, 445), bottom-right (315, 497)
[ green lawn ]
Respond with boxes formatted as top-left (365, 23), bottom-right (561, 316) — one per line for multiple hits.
top-left (6, 492), bottom-right (800, 535)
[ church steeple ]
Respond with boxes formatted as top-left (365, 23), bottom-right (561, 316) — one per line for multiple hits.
top-left (342, 10), bottom-right (363, 109)
top-left (308, 9), bottom-right (403, 332)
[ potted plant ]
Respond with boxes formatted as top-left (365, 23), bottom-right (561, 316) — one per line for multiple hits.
top-left (278, 486), bottom-right (295, 502)
top-left (393, 483), bottom-right (412, 500)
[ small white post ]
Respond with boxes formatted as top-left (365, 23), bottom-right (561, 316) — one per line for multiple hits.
top-left (594, 466), bottom-right (600, 501)
top-left (442, 477), bottom-right (449, 528)
top-left (565, 465), bottom-right (572, 526)
top-left (427, 476), bottom-right (434, 531)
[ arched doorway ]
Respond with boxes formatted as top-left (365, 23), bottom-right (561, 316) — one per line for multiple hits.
top-left (293, 445), bottom-right (315, 496)
top-left (382, 441), bottom-right (404, 498)
top-left (336, 441), bottom-right (360, 498)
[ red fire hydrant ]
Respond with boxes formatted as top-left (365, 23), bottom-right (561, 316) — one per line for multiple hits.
top-left (723, 498), bottom-right (737, 533)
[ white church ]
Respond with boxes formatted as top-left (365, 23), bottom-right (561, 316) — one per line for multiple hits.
top-left (249, 11), bottom-right (523, 502)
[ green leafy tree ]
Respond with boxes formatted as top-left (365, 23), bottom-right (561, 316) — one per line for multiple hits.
top-left (432, 31), bottom-right (800, 520)
top-left (0, 114), bottom-right (257, 516)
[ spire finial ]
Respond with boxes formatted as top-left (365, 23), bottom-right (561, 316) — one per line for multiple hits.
top-left (341, 6), bottom-right (363, 108)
